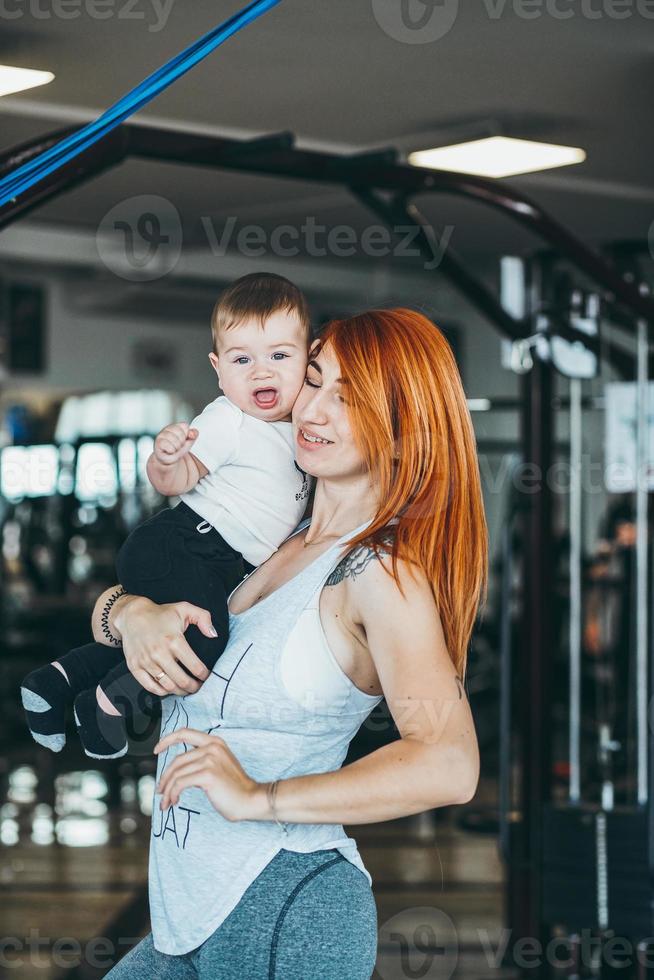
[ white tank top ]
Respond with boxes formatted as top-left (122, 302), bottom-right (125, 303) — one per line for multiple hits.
top-left (148, 517), bottom-right (385, 955)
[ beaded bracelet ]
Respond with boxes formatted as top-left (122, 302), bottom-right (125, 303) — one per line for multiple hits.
top-left (266, 780), bottom-right (289, 835)
top-left (100, 585), bottom-right (127, 647)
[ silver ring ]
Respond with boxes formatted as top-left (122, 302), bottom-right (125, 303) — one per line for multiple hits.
top-left (155, 671), bottom-right (166, 681)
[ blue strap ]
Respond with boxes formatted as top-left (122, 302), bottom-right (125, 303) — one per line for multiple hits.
top-left (0, 0), bottom-right (283, 210)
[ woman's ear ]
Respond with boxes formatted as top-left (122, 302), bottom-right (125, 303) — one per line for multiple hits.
top-left (208, 351), bottom-right (221, 385)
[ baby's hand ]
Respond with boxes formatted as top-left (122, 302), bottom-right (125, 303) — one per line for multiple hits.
top-left (154, 423), bottom-right (198, 465)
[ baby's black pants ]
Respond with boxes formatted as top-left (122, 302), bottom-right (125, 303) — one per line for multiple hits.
top-left (57, 501), bottom-right (247, 722)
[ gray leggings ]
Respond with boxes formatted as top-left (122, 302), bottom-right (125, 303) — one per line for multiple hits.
top-left (104, 848), bottom-right (378, 979)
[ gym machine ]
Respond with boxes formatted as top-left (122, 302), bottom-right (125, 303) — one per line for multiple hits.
top-left (2, 122), bottom-right (654, 974)
top-left (499, 246), bottom-right (654, 977)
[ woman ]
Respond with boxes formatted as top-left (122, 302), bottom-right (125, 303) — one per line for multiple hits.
top-left (99, 308), bottom-right (488, 979)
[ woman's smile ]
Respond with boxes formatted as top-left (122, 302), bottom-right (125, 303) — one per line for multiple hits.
top-left (297, 427), bottom-right (334, 450)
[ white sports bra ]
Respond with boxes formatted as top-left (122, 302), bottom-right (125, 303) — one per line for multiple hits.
top-left (227, 529), bottom-right (381, 713)
top-left (280, 587), bottom-right (380, 712)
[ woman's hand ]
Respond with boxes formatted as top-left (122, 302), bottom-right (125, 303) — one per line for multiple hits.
top-left (154, 728), bottom-right (266, 821)
top-left (113, 595), bottom-right (218, 697)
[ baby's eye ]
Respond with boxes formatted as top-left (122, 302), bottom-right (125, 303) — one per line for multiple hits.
top-left (271, 352), bottom-right (289, 360)
top-left (234, 356), bottom-right (250, 365)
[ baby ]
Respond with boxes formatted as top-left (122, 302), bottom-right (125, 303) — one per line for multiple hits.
top-left (21, 272), bottom-right (313, 759)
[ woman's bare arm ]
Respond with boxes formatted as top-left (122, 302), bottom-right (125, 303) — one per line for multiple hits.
top-left (257, 551), bottom-right (479, 825)
top-left (91, 585), bottom-right (128, 646)
top-left (91, 586), bottom-right (217, 698)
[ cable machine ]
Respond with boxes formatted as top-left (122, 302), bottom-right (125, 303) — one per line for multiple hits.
top-left (2, 120), bottom-right (654, 976)
top-left (498, 245), bottom-right (654, 976)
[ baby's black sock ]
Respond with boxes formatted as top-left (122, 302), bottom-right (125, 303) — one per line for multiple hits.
top-left (21, 662), bottom-right (72, 752)
top-left (21, 643), bottom-right (124, 753)
top-left (73, 663), bottom-right (153, 759)
top-left (73, 686), bottom-right (129, 760)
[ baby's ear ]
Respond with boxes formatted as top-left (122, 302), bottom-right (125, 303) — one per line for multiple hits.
top-left (208, 351), bottom-right (220, 378)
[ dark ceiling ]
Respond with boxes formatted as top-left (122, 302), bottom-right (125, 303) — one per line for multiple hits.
top-left (0, 0), bottom-right (653, 260)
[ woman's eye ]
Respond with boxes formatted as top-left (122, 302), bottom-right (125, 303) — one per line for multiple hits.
top-left (304, 377), bottom-right (319, 388)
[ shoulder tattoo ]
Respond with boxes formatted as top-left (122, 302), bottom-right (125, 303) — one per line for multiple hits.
top-left (325, 535), bottom-right (394, 587)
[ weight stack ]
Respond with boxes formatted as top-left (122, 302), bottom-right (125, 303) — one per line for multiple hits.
top-left (543, 804), bottom-right (653, 936)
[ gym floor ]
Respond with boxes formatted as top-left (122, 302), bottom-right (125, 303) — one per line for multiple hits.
top-left (1, 741), bottom-right (505, 980)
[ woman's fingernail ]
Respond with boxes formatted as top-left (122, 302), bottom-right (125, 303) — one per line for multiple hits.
top-left (209, 626), bottom-right (218, 637)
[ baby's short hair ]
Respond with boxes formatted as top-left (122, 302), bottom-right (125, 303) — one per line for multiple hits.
top-left (211, 272), bottom-right (311, 352)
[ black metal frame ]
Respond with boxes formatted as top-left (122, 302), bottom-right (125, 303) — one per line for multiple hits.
top-left (2, 123), bottom-right (654, 330)
top-left (2, 122), bottom-right (653, 976)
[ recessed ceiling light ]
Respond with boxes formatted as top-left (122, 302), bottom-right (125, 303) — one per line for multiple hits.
top-left (0, 65), bottom-right (55, 98)
top-left (408, 136), bottom-right (586, 179)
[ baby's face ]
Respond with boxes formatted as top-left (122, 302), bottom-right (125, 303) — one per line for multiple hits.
top-left (210, 311), bottom-right (308, 423)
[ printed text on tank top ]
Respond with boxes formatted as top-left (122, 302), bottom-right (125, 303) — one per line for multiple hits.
top-left (227, 521), bottom-right (384, 698)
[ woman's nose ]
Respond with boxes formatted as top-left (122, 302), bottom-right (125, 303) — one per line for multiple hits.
top-left (302, 389), bottom-right (329, 423)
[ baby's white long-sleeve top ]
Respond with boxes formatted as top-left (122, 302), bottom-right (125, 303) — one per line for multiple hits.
top-left (181, 395), bottom-right (312, 566)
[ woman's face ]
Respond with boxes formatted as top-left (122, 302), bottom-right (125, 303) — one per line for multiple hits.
top-left (292, 340), bottom-right (367, 480)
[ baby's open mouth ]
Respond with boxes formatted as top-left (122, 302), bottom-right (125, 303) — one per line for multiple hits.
top-left (253, 388), bottom-right (279, 408)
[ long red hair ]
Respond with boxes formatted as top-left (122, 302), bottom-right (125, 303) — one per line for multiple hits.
top-left (315, 308), bottom-right (488, 679)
